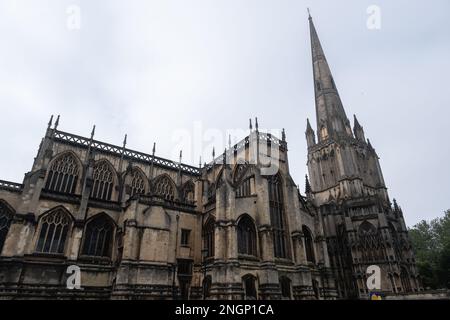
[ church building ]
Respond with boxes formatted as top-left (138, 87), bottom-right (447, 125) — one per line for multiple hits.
top-left (0, 15), bottom-right (421, 299)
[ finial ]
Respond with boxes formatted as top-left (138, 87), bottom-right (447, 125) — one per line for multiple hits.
top-left (306, 118), bottom-right (312, 130)
top-left (353, 114), bottom-right (362, 128)
top-left (47, 115), bottom-right (54, 129)
top-left (123, 134), bottom-right (127, 148)
top-left (212, 147), bottom-right (215, 158)
top-left (249, 118), bottom-right (253, 131)
top-left (393, 198), bottom-right (399, 210)
top-left (179, 150), bottom-right (182, 163)
top-left (255, 117), bottom-right (259, 131)
top-left (307, 8), bottom-right (312, 19)
top-left (305, 174), bottom-right (312, 194)
top-left (282, 128), bottom-right (286, 141)
top-left (152, 142), bottom-right (156, 156)
top-left (90, 125), bottom-right (96, 139)
top-left (199, 156), bottom-right (202, 168)
top-left (54, 115), bottom-right (60, 130)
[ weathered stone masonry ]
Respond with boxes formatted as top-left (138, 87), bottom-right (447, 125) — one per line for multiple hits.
top-left (0, 15), bottom-right (421, 299)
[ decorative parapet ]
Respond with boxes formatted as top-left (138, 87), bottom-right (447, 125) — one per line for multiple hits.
top-left (53, 130), bottom-right (201, 176)
top-left (205, 131), bottom-right (286, 169)
top-left (0, 180), bottom-right (23, 192)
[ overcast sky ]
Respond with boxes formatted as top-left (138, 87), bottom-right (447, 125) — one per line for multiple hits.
top-left (0, 0), bottom-right (449, 226)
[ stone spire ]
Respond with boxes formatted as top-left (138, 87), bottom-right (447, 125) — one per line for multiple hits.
top-left (309, 14), bottom-right (352, 142)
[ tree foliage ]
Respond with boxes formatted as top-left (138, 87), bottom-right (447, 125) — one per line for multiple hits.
top-left (408, 209), bottom-right (450, 289)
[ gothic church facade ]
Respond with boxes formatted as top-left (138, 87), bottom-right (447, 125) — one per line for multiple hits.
top-left (0, 16), bottom-right (421, 299)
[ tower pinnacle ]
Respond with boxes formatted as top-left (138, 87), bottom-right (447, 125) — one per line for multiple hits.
top-left (305, 174), bottom-right (312, 195)
top-left (353, 114), bottom-right (366, 141)
top-left (305, 118), bottom-right (316, 148)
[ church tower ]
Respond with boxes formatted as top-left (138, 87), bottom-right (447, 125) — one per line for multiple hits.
top-left (305, 13), bottom-right (422, 298)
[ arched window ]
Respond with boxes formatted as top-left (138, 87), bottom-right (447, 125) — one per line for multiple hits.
top-left (45, 152), bottom-right (79, 194)
top-left (202, 275), bottom-right (212, 299)
top-left (129, 169), bottom-right (146, 196)
top-left (268, 174), bottom-right (288, 258)
top-left (242, 274), bottom-right (257, 299)
top-left (182, 181), bottom-right (195, 204)
top-left (236, 176), bottom-right (253, 198)
top-left (203, 218), bottom-right (215, 258)
top-left (91, 160), bottom-right (115, 201)
top-left (0, 201), bottom-right (14, 253)
top-left (36, 208), bottom-right (72, 254)
top-left (237, 215), bottom-right (256, 256)
top-left (302, 225), bottom-right (315, 263)
top-left (233, 163), bottom-right (249, 185)
top-left (359, 220), bottom-right (377, 235)
top-left (280, 276), bottom-right (292, 299)
top-left (81, 214), bottom-right (114, 258)
top-left (153, 175), bottom-right (175, 201)
top-left (358, 220), bottom-right (382, 263)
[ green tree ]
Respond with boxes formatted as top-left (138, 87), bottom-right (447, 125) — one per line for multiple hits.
top-left (409, 210), bottom-right (450, 289)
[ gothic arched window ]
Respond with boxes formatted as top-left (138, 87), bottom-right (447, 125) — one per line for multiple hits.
top-left (0, 201), bottom-right (14, 254)
top-left (182, 181), bottom-right (195, 204)
top-left (153, 175), bottom-right (175, 201)
top-left (358, 220), bottom-right (383, 263)
top-left (203, 218), bottom-right (215, 258)
top-left (302, 225), bottom-right (315, 263)
top-left (45, 152), bottom-right (79, 194)
top-left (36, 208), bottom-right (72, 254)
top-left (280, 276), bottom-right (292, 299)
top-left (91, 160), bottom-right (115, 201)
top-left (237, 215), bottom-right (256, 256)
top-left (236, 176), bottom-right (253, 198)
top-left (81, 214), bottom-right (114, 258)
top-left (359, 220), bottom-right (377, 235)
top-left (233, 163), bottom-right (249, 185)
top-left (243, 274), bottom-right (257, 300)
top-left (268, 174), bottom-right (288, 259)
top-left (129, 169), bottom-right (146, 196)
